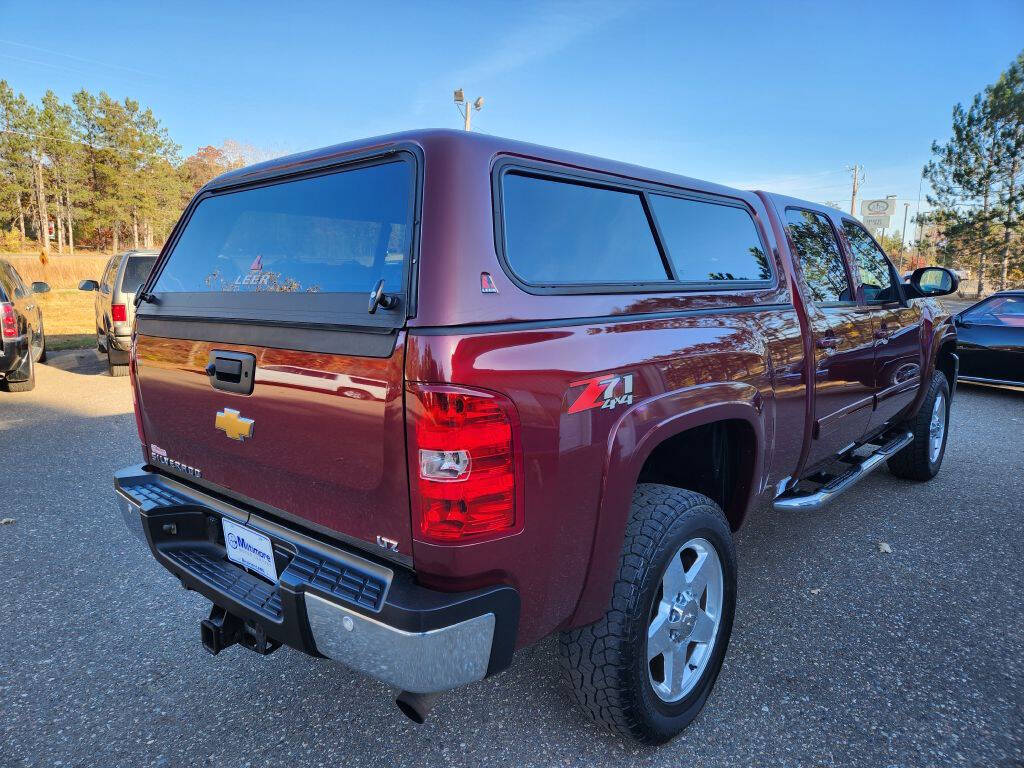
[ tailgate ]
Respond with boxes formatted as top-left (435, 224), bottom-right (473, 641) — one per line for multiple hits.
top-left (133, 153), bottom-right (418, 558)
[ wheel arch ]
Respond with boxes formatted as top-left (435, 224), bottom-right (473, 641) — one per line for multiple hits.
top-left (567, 382), bottom-right (766, 627)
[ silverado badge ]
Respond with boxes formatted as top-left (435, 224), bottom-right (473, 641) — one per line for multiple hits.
top-left (215, 407), bottom-right (255, 441)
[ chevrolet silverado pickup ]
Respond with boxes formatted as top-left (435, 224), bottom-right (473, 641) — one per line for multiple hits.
top-left (115, 129), bottom-right (960, 743)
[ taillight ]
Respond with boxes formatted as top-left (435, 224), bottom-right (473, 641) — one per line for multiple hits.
top-left (406, 383), bottom-right (522, 543)
top-left (1, 303), bottom-right (16, 338)
top-left (111, 304), bottom-right (127, 322)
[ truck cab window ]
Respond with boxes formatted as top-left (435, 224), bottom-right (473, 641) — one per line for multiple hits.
top-left (784, 208), bottom-right (852, 304)
top-left (841, 220), bottom-right (901, 305)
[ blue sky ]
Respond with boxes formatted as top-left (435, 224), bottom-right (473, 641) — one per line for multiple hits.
top-left (2, 0), bottom-right (1022, 234)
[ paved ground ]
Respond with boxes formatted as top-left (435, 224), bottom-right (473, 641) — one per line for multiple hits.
top-left (1, 351), bottom-right (1021, 768)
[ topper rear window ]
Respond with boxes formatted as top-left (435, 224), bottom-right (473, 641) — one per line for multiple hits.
top-left (155, 160), bottom-right (412, 296)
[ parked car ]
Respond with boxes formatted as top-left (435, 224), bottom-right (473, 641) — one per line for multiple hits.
top-left (113, 130), bottom-right (960, 744)
top-left (79, 250), bottom-right (158, 376)
top-left (0, 258), bottom-right (49, 393)
top-left (954, 290), bottom-right (1024, 387)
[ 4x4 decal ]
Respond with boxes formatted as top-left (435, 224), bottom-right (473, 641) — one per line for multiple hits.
top-left (567, 373), bottom-right (635, 414)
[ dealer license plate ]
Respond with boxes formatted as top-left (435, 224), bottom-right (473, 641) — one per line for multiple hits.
top-left (222, 518), bottom-right (279, 583)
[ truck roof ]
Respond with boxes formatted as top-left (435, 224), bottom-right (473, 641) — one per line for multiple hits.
top-left (204, 128), bottom-right (762, 204)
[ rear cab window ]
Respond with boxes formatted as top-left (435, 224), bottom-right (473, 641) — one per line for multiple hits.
top-left (121, 256), bottom-right (157, 294)
top-left (497, 167), bottom-right (773, 293)
top-left (147, 156), bottom-right (416, 327)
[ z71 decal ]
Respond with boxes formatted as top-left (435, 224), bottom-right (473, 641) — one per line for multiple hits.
top-left (568, 373), bottom-right (635, 414)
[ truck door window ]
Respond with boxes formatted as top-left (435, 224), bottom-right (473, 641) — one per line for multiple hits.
top-left (648, 194), bottom-right (772, 283)
top-left (841, 220), bottom-right (901, 305)
top-left (784, 209), bottom-right (852, 304)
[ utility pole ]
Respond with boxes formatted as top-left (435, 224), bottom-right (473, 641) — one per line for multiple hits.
top-left (898, 202), bottom-right (910, 272)
top-left (843, 163), bottom-right (860, 215)
top-left (846, 164), bottom-right (863, 215)
top-left (454, 89), bottom-right (485, 131)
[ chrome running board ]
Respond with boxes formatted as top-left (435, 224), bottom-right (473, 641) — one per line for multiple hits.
top-left (773, 432), bottom-right (913, 512)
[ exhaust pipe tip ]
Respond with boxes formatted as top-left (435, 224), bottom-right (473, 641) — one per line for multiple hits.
top-left (395, 690), bottom-right (441, 724)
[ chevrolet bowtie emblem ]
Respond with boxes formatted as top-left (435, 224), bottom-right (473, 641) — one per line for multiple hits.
top-left (215, 408), bottom-right (254, 441)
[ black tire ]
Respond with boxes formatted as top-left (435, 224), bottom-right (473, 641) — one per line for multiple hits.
top-left (887, 371), bottom-right (950, 481)
top-left (559, 484), bottom-right (737, 744)
top-left (107, 348), bottom-right (129, 377)
top-left (97, 328), bottom-right (107, 353)
top-left (3, 342), bottom-right (35, 392)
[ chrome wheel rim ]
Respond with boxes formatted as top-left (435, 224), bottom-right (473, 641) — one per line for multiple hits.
top-left (929, 392), bottom-right (946, 464)
top-left (647, 537), bottom-right (724, 703)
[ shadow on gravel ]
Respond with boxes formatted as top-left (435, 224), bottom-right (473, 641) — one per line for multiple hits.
top-left (42, 347), bottom-right (109, 376)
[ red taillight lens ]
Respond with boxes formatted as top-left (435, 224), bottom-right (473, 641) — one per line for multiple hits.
top-left (111, 304), bottom-right (127, 322)
top-left (407, 383), bottom-right (522, 543)
top-left (1, 303), bottom-right (16, 338)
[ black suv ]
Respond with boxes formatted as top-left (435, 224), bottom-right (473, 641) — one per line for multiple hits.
top-left (0, 258), bottom-right (49, 393)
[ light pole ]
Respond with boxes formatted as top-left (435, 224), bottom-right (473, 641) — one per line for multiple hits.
top-left (898, 202), bottom-right (910, 272)
top-left (454, 89), bottom-right (484, 131)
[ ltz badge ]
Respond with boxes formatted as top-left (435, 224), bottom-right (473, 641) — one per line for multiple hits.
top-left (567, 373), bottom-right (635, 414)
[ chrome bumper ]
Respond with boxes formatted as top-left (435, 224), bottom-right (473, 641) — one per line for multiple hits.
top-left (305, 593), bottom-right (496, 692)
top-left (115, 465), bottom-right (517, 693)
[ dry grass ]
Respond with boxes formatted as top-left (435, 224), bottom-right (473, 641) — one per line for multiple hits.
top-left (0, 252), bottom-right (108, 350)
top-left (3, 252), bottom-right (108, 290)
top-left (36, 289), bottom-right (97, 350)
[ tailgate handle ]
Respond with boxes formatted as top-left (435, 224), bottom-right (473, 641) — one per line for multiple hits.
top-left (206, 351), bottom-right (255, 395)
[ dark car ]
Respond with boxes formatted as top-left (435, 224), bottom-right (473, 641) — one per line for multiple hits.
top-left (0, 258), bottom-right (49, 393)
top-left (113, 130), bottom-right (959, 743)
top-left (79, 250), bottom-right (158, 376)
top-left (954, 290), bottom-right (1024, 387)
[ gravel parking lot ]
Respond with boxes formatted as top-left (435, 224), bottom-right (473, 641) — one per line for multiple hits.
top-left (1, 351), bottom-right (1021, 768)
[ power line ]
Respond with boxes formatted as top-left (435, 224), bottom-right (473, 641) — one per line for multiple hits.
top-left (0, 128), bottom-right (173, 160)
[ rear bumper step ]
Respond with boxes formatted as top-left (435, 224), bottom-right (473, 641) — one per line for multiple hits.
top-left (114, 464), bottom-right (519, 693)
top-left (772, 432), bottom-right (913, 512)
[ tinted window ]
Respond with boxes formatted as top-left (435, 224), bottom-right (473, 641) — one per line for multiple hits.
top-left (502, 173), bottom-right (668, 285)
top-left (842, 220), bottom-right (900, 304)
top-left (963, 295), bottom-right (1024, 327)
top-left (121, 256), bottom-right (157, 293)
top-left (0, 263), bottom-right (14, 300)
top-left (153, 160), bottom-right (413, 294)
top-left (100, 256), bottom-right (120, 292)
top-left (7, 264), bottom-right (28, 297)
top-left (785, 209), bottom-right (852, 304)
top-left (649, 195), bottom-right (770, 282)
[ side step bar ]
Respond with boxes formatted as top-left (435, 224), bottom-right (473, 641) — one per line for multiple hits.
top-left (773, 432), bottom-right (913, 512)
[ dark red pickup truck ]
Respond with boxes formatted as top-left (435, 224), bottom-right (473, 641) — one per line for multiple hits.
top-left (115, 129), bottom-right (960, 743)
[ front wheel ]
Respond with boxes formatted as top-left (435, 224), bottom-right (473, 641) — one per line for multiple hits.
top-left (559, 484), bottom-right (737, 744)
top-left (887, 371), bottom-right (950, 481)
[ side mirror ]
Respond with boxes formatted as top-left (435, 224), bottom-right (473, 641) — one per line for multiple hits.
top-left (909, 266), bottom-right (958, 298)
top-left (31, 281), bottom-right (50, 294)
top-left (78, 279), bottom-right (99, 292)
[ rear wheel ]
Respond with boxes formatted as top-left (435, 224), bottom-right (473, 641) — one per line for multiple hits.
top-left (107, 347), bottom-right (129, 377)
top-left (887, 371), bottom-right (950, 481)
top-left (3, 336), bottom-right (36, 392)
top-left (559, 484), bottom-right (736, 744)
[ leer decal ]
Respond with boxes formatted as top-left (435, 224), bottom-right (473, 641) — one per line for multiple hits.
top-left (567, 373), bottom-right (634, 414)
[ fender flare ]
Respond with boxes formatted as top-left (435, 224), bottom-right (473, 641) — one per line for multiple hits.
top-left (567, 381), bottom-right (767, 627)
top-left (908, 316), bottom-right (957, 416)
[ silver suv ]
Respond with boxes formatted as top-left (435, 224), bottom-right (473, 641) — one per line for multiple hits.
top-left (79, 250), bottom-right (158, 376)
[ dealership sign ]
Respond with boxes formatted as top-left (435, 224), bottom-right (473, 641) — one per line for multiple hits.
top-left (863, 214), bottom-right (890, 230)
top-left (861, 198), bottom-right (897, 217)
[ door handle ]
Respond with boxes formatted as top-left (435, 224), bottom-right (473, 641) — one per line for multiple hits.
top-left (206, 351), bottom-right (256, 395)
top-left (816, 337), bottom-right (839, 350)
